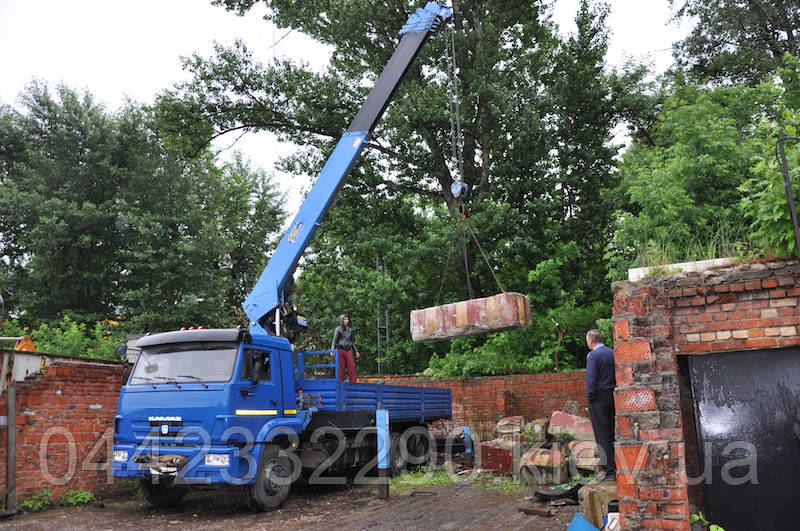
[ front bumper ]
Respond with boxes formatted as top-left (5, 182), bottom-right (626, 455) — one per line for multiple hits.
top-left (113, 443), bottom-right (255, 485)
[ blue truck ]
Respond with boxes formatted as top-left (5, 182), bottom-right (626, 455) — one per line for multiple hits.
top-left (113, 3), bottom-right (454, 511)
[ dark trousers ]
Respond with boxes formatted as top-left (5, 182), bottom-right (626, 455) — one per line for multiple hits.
top-left (588, 390), bottom-right (616, 472)
top-left (337, 349), bottom-right (357, 383)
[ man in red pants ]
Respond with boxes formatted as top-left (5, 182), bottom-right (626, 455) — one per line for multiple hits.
top-left (331, 314), bottom-right (360, 382)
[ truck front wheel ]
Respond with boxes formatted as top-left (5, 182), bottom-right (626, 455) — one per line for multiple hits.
top-left (140, 479), bottom-right (188, 507)
top-left (242, 444), bottom-right (293, 511)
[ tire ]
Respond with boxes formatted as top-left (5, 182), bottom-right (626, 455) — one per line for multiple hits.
top-left (241, 444), bottom-right (294, 511)
top-left (389, 432), bottom-right (408, 477)
top-left (409, 429), bottom-right (431, 467)
top-left (140, 479), bottom-right (188, 507)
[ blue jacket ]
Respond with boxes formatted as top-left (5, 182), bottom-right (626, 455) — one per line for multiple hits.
top-left (586, 344), bottom-right (615, 400)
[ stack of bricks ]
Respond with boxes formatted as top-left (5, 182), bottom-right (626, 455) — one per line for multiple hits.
top-left (611, 259), bottom-right (800, 530)
top-left (0, 357), bottom-right (125, 504)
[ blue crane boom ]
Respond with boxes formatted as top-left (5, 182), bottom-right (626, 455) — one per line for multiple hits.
top-left (243, 2), bottom-right (453, 341)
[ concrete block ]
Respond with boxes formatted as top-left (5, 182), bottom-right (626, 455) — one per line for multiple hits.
top-left (548, 411), bottom-right (595, 442)
top-left (478, 441), bottom-right (514, 474)
top-left (524, 418), bottom-right (550, 442)
top-left (568, 440), bottom-right (600, 472)
top-left (495, 415), bottom-right (524, 438)
top-left (519, 446), bottom-right (568, 485)
top-left (578, 480), bottom-right (618, 529)
top-left (410, 292), bottom-right (531, 342)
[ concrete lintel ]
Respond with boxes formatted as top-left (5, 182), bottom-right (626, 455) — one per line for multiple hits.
top-left (628, 257), bottom-right (738, 282)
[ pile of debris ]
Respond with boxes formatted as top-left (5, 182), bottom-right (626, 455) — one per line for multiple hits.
top-left (477, 405), bottom-right (600, 485)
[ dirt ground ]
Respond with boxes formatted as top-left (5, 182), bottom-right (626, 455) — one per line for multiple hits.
top-left (0, 482), bottom-right (577, 530)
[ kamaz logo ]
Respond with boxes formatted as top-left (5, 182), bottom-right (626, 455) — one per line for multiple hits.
top-left (148, 416), bottom-right (182, 422)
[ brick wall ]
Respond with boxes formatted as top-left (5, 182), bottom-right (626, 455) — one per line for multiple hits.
top-left (612, 259), bottom-right (800, 530)
top-left (0, 357), bottom-right (126, 504)
top-left (364, 372), bottom-right (588, 438)
top-left (0, 356), bottom-right (587, 504)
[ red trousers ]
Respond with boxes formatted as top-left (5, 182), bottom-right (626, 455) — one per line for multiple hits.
top-left (337, 349), bottom-right (357, 382)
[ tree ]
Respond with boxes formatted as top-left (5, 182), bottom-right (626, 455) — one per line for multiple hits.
top-left (670, 0), bottom-right (800, 85)
top-left (549, 0), bottom-right (618, 294)
top-left (740, 56), bottom-right (800, 257)
top-left (0, 83), bottom-right (123, 322)
top-left (0, 83), bottom-right (286, 332)
top-left (156, 0), bottom-right (624, 374)
top-left (606, 76), bottom-right (779, 279)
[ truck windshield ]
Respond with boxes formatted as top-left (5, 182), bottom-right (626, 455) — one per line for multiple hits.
top-left (129, 342), bottom-right (238, 385)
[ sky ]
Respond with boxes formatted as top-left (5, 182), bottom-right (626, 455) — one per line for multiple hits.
top-left (0, 0), bottom-right (688, 210)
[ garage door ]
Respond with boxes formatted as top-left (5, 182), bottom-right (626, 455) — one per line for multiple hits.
top-left (688, 348), bottom-right (800, 530)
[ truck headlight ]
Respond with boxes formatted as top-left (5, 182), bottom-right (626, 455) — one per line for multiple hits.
top-left (204, 454), bottom-right (230, 466)
top-left (113, 450), bottom-right (129, 462)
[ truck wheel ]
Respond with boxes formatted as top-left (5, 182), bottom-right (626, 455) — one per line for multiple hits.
top-left (389, 432), bottom-right (408, 477)
top-left (409, 431), bottom-right (431, 465)
top-left (140, 479), bottom-right (188, 507)
top-left (242, 444), bottom-right (293, 511)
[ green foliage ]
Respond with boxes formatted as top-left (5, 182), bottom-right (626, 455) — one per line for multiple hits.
top-left (0, 83), bottom-right (285, 333)
top-left (122, 479), bottom-right (142, 500)
top-left (156, 1), bottom-right (624, 377)
top-left (0, 317), bottom-right (124, 359)
top-left (19, 489), bottom-right (52, 512)
top-left (690, 511), bottom-right (725, 531)
top-left (671, 0), bottom-right (800, 85)
top-left (739, 57), bottom-right (800, 257)
top-left (390, 469), bottom-right (454, 495)
top-left (58, 489), bottom-right (95, 506)
top-left (606, 78), bottom-right (778, 279)
top-left (474, 474), bottom-right (527, 494)
top-left (425, 242), bottom-right (610, 378)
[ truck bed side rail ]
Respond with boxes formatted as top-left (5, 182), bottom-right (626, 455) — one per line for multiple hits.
top-left (296, 349), bottom-right (339, 385)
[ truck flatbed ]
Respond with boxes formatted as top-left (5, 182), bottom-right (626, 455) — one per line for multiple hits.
top-left (296, 350), bottom-right (450, 424)
top-left (301, 380), bottom-right (451, 423)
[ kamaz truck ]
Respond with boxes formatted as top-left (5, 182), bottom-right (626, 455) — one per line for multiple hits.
top-left (112, 3), bottom-right (454, 511)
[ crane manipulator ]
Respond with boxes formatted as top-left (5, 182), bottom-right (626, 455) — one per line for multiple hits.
top-left (242, 2), bottom-right (453, 343)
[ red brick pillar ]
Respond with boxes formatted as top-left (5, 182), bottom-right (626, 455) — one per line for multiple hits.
top-left (612, 285), bottom-right (690, 530)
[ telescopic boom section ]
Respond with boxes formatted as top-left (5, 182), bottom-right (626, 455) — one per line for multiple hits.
top-left (243, 2), bottom-right (453, 341)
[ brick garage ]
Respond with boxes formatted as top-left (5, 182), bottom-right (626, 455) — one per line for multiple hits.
top-left (612, 259), bottom-right (800, 530)
top-left (0, 357), bottom-right (126, 505)
top-left (366, 372), bottom-right (588, 438)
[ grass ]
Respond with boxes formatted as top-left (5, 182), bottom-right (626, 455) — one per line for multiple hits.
top-left (473, 474), bottom-right (528, 495)
top-left (390, 468), bottom-right (454, 495)
top-left (390, 467), bottom-right (530, 496)
top-left (635, 224), bottom-right (757, 269)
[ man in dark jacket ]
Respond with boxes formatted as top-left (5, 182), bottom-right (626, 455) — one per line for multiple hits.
top-left (586, 328), bottom-right (616, 480)
top-left (331, 314), bottom-right (360, 382)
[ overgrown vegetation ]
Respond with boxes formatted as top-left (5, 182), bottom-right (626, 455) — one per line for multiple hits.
top-left (390, 469), bottom-right (454, 495)
top-left (390, 468), bottom-right (527, 495)
top-left (0, 317), bottom-right (124, 359)
top-left (19, 489), bottom-right (52, 512)
top-left (58, 489), bottom-right (95, 506)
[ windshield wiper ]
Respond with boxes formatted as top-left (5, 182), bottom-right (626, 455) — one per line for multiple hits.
top-left (131, 376), bottom-right (157, 387)
top-left (150, 376), bottom-right (182, 388)
top-left (177, 375), bottom-right (209, 388)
